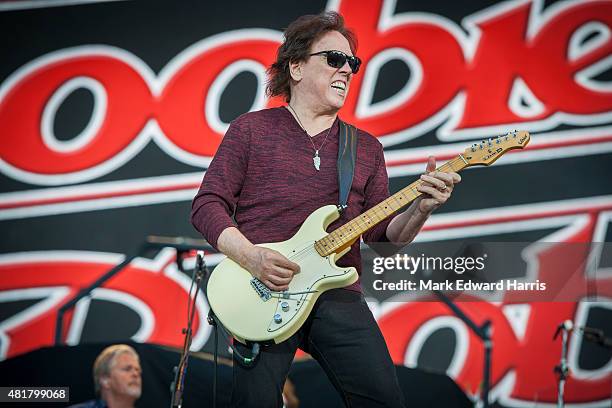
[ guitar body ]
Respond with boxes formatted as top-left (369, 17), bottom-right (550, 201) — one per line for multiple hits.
top-left (207, 205), bottom-right (358, 344)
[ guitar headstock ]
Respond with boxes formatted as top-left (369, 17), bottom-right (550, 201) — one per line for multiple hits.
top-left (462, 130), bottom-right (530, 166)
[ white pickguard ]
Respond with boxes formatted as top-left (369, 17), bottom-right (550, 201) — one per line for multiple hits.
top-left (207, 205), bottom-right (357, 344)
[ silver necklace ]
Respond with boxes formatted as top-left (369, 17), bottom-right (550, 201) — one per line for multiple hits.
top-left (287, 104), bottom-right (334, 171)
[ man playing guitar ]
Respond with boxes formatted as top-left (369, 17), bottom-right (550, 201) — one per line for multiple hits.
top-left (191, 11), bottom-right (460, 407)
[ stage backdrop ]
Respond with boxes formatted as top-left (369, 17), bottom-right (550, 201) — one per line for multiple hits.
top-left (0, 0), bottom-right (611, 407)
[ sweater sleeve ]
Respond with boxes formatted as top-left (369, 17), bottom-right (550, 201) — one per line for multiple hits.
top-left (361, 140), bottom-right (402, 256)
top-left (190, 117), bottom-right (250, 250)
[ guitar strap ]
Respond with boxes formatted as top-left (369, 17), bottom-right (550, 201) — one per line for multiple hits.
top-left (337, 120), bottom-right (358, 211)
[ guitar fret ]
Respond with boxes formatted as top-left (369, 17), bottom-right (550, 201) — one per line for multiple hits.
top-left (316, 155), bottom-right (473, 256)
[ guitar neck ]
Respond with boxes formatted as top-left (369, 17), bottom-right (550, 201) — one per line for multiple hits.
top-left (314, 155), bottom-right (469, 256)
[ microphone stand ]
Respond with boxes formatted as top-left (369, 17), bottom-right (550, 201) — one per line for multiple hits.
top-left (201, 258), bottom-right (262, 408)
top-left (433, 290), bottom-right (492, 407)
top-left (170, 252), bottom-right (206, 408)
top-left (171, 251), bottom-right (255, 408)
top-left (553, 322), bottom-right (571, 408)
top-left (429, 242), bottom-right (493, 407)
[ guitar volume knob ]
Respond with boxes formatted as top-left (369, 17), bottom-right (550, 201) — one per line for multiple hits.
top-left (274, 313), bottom-right (282, 324)
top-left (281, 302), bottom-right (290, 312)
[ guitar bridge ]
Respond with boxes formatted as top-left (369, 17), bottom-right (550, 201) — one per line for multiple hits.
top-left (250, 278), bottom-right (272, 301)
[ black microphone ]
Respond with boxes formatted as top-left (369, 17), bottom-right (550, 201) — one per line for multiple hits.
top-left (553, 320), bottom-right (573, 340)
top-left (196, 250), bottom-right (204, 270)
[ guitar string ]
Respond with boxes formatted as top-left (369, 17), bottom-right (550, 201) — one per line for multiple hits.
top-left (275, 156), bottom-right (467, 265)
top-left (262, 148), bottom-right (522, 291)
top-left (281, 177), bottom-right (451, 262)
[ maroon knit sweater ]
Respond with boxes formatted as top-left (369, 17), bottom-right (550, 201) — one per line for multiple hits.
top-left (190, 107), bottom-right (394, 291)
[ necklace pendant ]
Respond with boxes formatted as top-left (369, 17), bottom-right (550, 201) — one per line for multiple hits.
top-left (313, 150), bottom-right (321, 171)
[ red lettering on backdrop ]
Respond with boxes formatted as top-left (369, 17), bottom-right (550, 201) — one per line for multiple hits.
top-left (0, 55), bottom-right (152, 174)
top-left (379, 300), bottom-right (519, 394)
top-left (378, 213), bottom-right (612, 403)
top-left (0, 213), bottom-right (610, 403)
top-left (0, 0), bottom-right (610, 180)
top-left (156, 39), bottom-right (280, 157)
top-left (0, 253), bottom-right (207, 359)
top-left (530, 1), bottom-right (612, 114)
top-left (504, 214), bottom-right (612, 402)
top-left (338, 0), bottom-right (612, 133)
top-left (338, 0), bottom-right (466, 135)
top-left (460, 0), bottom-right (612, 129)
top-left (462, 2), bottom-right (542, 127)
top-left (379, 301), bottom-right (608, 403)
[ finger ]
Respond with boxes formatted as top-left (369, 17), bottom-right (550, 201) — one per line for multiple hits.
top-left (270, 266), bottom-right (294, 279)
top-left (265, 249), bottom-right (300, 273)
top-left (417, 184), bottom-right (446, 201)
top-left (416, 182), bottom-right (434, 195)
top-left (426, 156), bottom-right (436, 173)
top-left (420, 174), bottom-right (447, 190)
top-left (267, 273), bottom-right (292, 286)
top-left (264, 280), bottom-right (288, 292)
top-left (430, 171), bottom-right (455, 186)
top-left (273, 255), bottom-right (301, 273)
top-left (452, 172), bottom-right (461, 183)
top-left (420, 179), bottom-right (437, 188)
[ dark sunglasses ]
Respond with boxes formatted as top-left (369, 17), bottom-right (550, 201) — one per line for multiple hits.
top-left (309, 50), bottom-right (362, 74)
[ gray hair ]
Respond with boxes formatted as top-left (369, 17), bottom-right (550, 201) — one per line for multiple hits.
top-left (92, 344), bottom-right (139, 394)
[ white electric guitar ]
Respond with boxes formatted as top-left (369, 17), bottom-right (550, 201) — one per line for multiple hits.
top-left (207, 131), bottom-right (530, 344)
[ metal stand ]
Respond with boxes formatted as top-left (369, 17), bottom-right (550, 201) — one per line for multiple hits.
top-left (53, 235), bottom-right (261, 407)
top-left (553, 321), bottom-right (572, 408)
top-left (170, 252), bottom-right (206, 408)
top-left (433, 290), bottom-right (492, 408)
top-left (200, 258), bottom-right (262, 407)
top-left (556, 329), bottom-right (569, 408)
top-left (206, 294), bottom-right (220, 408)
top-left (54, 235), bottom-right (214, 346)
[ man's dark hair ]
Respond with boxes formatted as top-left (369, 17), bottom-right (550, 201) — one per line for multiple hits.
top-left (266, 11), bottom-right (358, 102)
